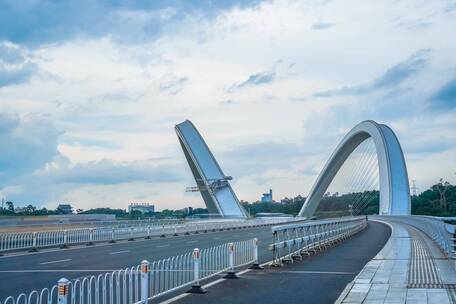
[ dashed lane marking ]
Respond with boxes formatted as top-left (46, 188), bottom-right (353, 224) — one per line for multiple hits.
top-left (39, 259), bottom-right (72, 265)
top-left (278, 270), bottom-right (355, 275)
top-left (109, 250), bottom-right (130, 255)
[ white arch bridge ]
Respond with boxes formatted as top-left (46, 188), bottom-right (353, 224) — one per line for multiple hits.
top-left (177, 119), bottom-right (411, 218)
top-left (299, 120), bottom-right (411, 218)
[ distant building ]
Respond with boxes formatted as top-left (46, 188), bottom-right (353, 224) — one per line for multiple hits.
top-left (128, 203), bottom-right (155, 214)
top-left (261, 189), bottom-right (273, 203)
top-left (14, 207), bottom-right (26, 213)
top-left (57, 204), bottom-right (73, 214)
top-left (185, 206), bottom-right (193, 216)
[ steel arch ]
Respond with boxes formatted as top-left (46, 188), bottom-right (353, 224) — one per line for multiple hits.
top-left (299, 120), bottom-right (410, 217)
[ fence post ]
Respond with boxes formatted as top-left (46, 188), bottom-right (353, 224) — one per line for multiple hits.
top-left (270, 230), bottom-right (282, 267)
top-left (224, 243), bottom-right (239, 279)
top-left (87, 228), bottom-right (94, 246)
top-left (141, 260), bottom-right (149, 303)
top-left (60, 230), bottom-right (68, 249)
top-left (109, 227), bottom-right (116, 243)
top-left (58, 278), bottom-right (69, 304)
top-left (249, 238), bottom-right (263, 269)
top-left (128, 227), bottom-right (135, 241)
top-left (29, 232), bottom-right (39, 252)
top-left (145, 226), bottom-right (151, 239)
top-left (187, 248), bottom-right (206, 293)
top-left (160, 225), bottom-right (166, 238)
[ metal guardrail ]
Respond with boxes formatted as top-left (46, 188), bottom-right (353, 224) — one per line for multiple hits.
top-left (0, 218), bottom-right (298, 253)
top-left (378, 215), bottom-right (456, 259)
top-left (0, 218), bottom-right (185, 230)
top-left (269, 216), bottom-right (367, 265)
top-left (1, 239), bottom-right (260, 304)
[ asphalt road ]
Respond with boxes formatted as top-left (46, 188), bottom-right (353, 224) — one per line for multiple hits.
top-left (172, 221), bottom-right (391, 304)
top-left (0, 225), bottom-right (276, 299)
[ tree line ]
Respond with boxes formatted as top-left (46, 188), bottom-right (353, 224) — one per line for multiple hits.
top-left (1, 181), bottom-right (455, 218)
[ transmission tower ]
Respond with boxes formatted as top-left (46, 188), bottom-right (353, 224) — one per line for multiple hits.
top-left (411, 180), bottom-right (418, 196)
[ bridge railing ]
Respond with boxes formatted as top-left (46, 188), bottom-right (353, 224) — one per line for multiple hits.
top-left (269, 216), bottom-right (367, 265)
top-left (0, 239), bottom-right (260, 304)
top-left (0, 218), bottom-right (298, 253)
top-left (378, 215), bottom-right (456, 259)
top-left (0, 218), bottom-right (185, 231)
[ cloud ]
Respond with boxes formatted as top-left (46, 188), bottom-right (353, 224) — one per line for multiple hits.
top-left (219, 99), bottom-right (236, 105)
top-left (230, 71), bottom-right (275, 90)
top-left (0, 41), bottom-right (37, 87)
top-left (0, 113), bottom-right (60, 185)
top-left (221, 142), bottom-right (304, 177)
top-left (159, 75), bottom-right (189, 95)
top-left (430, 77), bottom-right (456, 109)
top-left (40, 159), bottom-right (184, 185)
top-left (311, 49), bottom-right (430, 98)
top-left (311, 19), bottom-right (334, 30)
top-left (0, 1), bottom-right (262, 47)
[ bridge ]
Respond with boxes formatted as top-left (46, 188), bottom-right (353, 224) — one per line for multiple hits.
top-left (0, 120), bottom-right (455, 304)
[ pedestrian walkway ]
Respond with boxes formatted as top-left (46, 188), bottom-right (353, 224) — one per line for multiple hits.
top-left (335, 218), bottom-right (456, 304)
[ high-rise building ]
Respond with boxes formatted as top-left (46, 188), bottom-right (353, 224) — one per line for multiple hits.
top-left (261, 189), bottom-right (273, 203)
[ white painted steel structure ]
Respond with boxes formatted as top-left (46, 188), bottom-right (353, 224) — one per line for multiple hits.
top-left (175, 120), bottom-right (248, 218)
top-left (299, 120), bottom-right (411, 217)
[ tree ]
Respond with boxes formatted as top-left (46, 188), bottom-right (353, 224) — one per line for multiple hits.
top-left (24, 204), bottom-right (36, 214)
top-left (5, 201), bottom-right (14, 212)
top-left (432, 178), bottom-right (451, 210)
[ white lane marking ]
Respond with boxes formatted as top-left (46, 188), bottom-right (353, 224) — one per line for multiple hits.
top-left (156, 245), bottom-right (170, 248)
top-left (109, 250), bottom-right (130, 255)
top-left (279, 270), bottom-right (354, 275)
top-left (213, 237), bottom-right (221, 240)
top-left (40, 259), bottom-right (72, 265)
top-left (186, 240), bottom-right (197, 244)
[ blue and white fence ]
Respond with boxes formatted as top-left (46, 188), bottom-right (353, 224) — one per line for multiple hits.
top-left (269, 216), bottom-right (367, 265)
top-left (0, 218), bottom-right (296, 253)
top-left (0, 239), bottom-right (260, 304)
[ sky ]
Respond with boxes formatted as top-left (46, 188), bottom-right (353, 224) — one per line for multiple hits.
top-left (0, 0), bottom-right (455, 211)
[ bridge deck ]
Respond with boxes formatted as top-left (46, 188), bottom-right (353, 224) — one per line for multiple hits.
top-left (335, 218), bottom-right (456, 304)
top-left (166, 221), bottom-right (390, 304)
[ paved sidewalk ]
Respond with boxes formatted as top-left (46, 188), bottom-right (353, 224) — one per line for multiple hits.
top-left (164, 221), bottom-right (390, 304)
top-left (335, 218), bottom-right (456, 304)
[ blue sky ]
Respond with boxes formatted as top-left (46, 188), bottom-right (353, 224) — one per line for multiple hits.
top-left (0, 0), bottom-right (455, 211)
